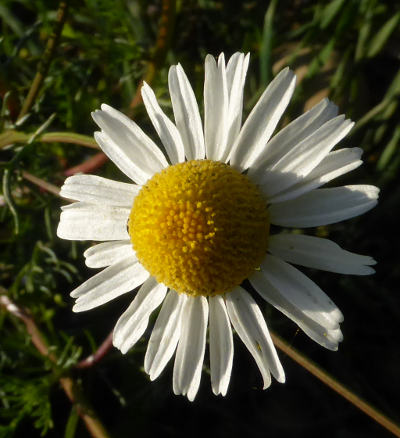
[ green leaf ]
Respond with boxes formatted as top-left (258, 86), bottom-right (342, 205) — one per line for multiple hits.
top-left (260, 0), bottom-right (278, 85)
top-left (320, 0), bottom-right (346, 29)
top-left (367, 11), bottom-right (400, 57)
top-left (377, 126), bottom-right (400, 171)
top-left (64, 407), bottom-right (79, 438)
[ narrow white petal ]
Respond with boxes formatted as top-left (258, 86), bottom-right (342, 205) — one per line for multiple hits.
top-left (269, 185), bottom-right (379, 228)
top-left (204, 54), bottom-right (229, 161)
top-left (145, 290), bottom-right (187, 380)
top-left (268, 148), bottom-right (363, 203)
top-left (113, 277), bottom-right (167, 354)
top-left (209, 295), bottom-right (233, 396)
top-left (250, 271), bottom-right (342, 350)
top-left (258, 255), bottom-right (343, 328)
top-left (268, 234), bottom-right (376, 275)
top-left (71, 257), bottom-right (149, 312)
top-left (173, 296), bottom-right (208, 401)
top-left (57, 202), bottom-right (129, 241)
top-left (168, 64), bottom-right (205, 160)
top-left (257, 116), bottom-right (354, 198)
top-left (226, 287), bottom-right (285, 387)
top-left (229, 68), bottom-right (296, 171)
top-left (141, 82), bottom-right (185, 164)
top-left (84, 241), bottom-right (136, 268)
top-left (248, 98), bottom-right (339, 177)
top-left (224, 53), bottom-right (250, 161)
top-left (60, 174), bottom-right (140, 206)
top-left (92, 105), bottom-right (168, 183)
top-left (94, 131), bottom-right (148, 185)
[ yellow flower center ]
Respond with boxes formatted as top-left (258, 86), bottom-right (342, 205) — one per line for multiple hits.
top-left (129, 160), bottom-right (269, 297)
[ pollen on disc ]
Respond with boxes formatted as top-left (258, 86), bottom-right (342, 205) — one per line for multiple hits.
top-left (128, 160), bottom-right (269, 297)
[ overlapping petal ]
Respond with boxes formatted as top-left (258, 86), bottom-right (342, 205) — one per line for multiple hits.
top-left (204, 54), bottom-right (229, 161)
top-left (209, 295), bottom-right (233, 396)
top-left (226, 287), bottom-right (285, 388)
top-left (92, 104), bottom-right (168, 184)
top-left (57, 202), bottom-right (130, 241)
top-left (248, 98), bottom-right (339, 178)
top-left (229, 67), bottom-right (296, 171)
top-left (258, 254), bottom-right (343, 328)
top-left (168, 64), bottom-right (205, 160)
top-left (256, 116), bottom-right (354, 198)
top-left (144, 290), bottom-right (187, 381)
top-left (269, 185), bottom-right (379, 228)
top-left (250, 270), bottom-right (343, 350)
top-left (268, 234), bottom-right (376, 275)
top-left (141, 81), bottom-right (185, 164)
top-left (60, 174), bottom-right (140, 207)
top-left (84, 241), bottom-right (136, 268)
top-left (113, 277), bottom-right (167, 354)
top-left (173, 296), bottom-right (208, 401)
top-left (267, 147), bottom-right (363, 203)
top-left (70, 256), bottom-right (149, 312)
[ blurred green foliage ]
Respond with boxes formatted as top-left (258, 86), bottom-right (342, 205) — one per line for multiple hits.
top-left (0, 0), bottom-right (399, 437)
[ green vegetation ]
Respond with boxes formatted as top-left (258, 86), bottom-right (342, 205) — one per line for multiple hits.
top-left (1, 1), bottom-right (399, 437)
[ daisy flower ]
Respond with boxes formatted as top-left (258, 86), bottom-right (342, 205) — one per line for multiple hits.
top-left (57, 53), bottom-right (379, 401)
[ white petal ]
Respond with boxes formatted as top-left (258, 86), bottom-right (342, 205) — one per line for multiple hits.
top-left (92, 105), bottom-right (168, 184)
top-left (93, 132), bottom-right (147, 185)
top-left (224, 52), bottom-right (250, 161)
top-left (168, 64), bottom-right (205, 160)
top-left (141, 82), bottom-right (185, 164)
top-left (258, 255), bottom-right (343, 328)
top-left (209, 295), bottom-right (233, 396)
top-left (84, 241), bottom-right (136, 268)
top-left (60, 174), bottom-right (140, 207)
top-left (267, 148), bottom-right (363, 203)
top-left (248, 98), bottom-right (339, 177)
top-left (113, 277), bottom-right (167, 354)
top-left (173, 296), bottom-right (208, 401)
top-left (226, 287), bottom-right (285, 387)
top-left (204, 54), bottom-right (229, 161)
top-left (268, 234), bottom-right (376, 275)
top-left (229, 68), bottom-right (296, 171)
top-left (257, 116), bottom-right (354, 198)
top-left (269, 185), bottom-right (379, 228)
top-left (250, 271), bottom-right (342, 350)
top-left (57, 202), bottom-right (129, 241)
top-left (145, 290), bottom-right (187, 381)
top-left (71, 257), bottom-right (149, 312)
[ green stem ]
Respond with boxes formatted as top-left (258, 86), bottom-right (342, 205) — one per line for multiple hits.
top-left (271, 331), bottom-right (400, 438)
top-left (0, 290), bottom-right (112, 438)
top-left (0, 130), bottom-right (98, 150)
top-left (128, 0), bottom-right (176, 113)
top-left (17, 1), bottom-right (69, 121)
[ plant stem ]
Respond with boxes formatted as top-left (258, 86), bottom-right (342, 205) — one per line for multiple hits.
top-left (76, 332), bottom-right (114, 369)
top-left (128, 0), bottom-right (176, 113)
top-left (17, 1), bottom-right (69, 121)
top-left (0, 131), bottom-right (98, 150)
top-left (271, 331), bottom-right (400, 438)
top-left (22, 170), bottom-right (61, 196)
top-left (0, 290), bottom-right (112, 438)
top-left (64, 152), bottom-right (108, 176)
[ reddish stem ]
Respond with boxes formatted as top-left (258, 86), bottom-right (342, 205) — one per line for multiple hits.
top-left (76, 331), bottom-right (114, 369)
top-left (65, 152), bottom-right (108, 176)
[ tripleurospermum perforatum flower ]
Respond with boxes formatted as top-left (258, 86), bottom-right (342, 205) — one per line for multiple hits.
top-left (57, 53), bottom-right (379, 401)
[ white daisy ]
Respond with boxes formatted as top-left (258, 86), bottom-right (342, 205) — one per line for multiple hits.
top-left (57, 53), bottom-right (379, 401)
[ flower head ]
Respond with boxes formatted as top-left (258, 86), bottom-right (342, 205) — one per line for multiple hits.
top-left (58, 53), bottom-right (379, 401)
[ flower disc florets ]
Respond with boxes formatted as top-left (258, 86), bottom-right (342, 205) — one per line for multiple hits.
top-left (129, 160), bottom-right (269, 296)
